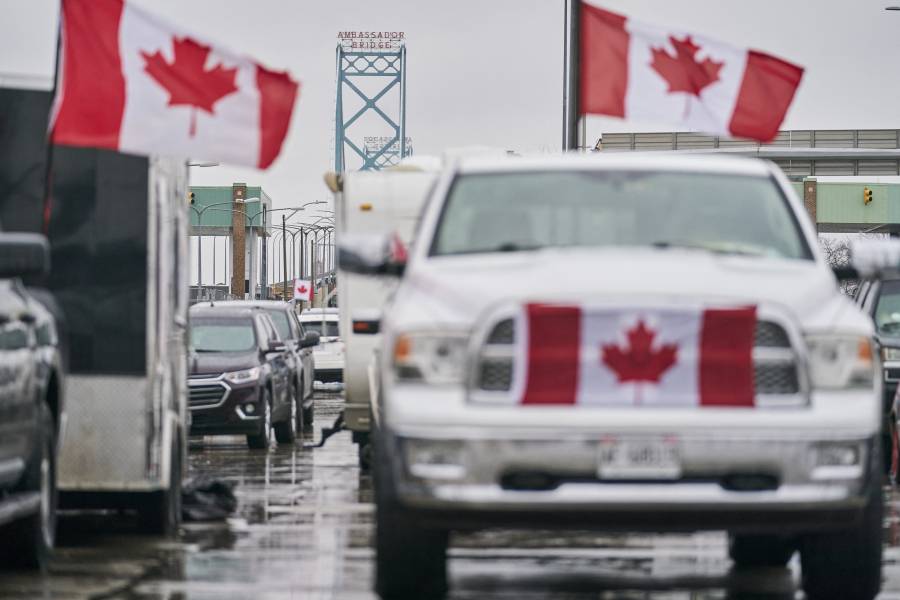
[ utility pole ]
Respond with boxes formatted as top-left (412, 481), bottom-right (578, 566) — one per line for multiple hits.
top-left (282, 214), bottom-right (288, 301)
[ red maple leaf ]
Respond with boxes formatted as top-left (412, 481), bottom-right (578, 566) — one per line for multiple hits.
top-left (602, 320), bottom-right (678, 384)
top-left (141, 37), bottom-right (239, 137)
top-left (296, 285), bottom-right (308, 294)
top-left (650, 35), bottom-right (723, 96)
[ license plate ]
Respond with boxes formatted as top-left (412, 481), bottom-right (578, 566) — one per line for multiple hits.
top-left (597, 437), bottom-right (681, 480)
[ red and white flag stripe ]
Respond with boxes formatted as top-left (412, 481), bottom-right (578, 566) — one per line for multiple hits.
top-left (579, 3), bottom-right (803, 142)
top-left (520, 304), bottom-right (757, 407)
top-left (50, 0), bottom-right (299, 169)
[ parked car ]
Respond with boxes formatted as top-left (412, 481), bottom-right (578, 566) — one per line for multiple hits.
top-left (188, 304), bottom-right (309, 449)
top-left (341, 153), bottom-right (886, 599)
top-left (0, 231), bottom-right (65, 569)
top-left (224, 300), bottom-right (318, 431)
top-left (856, 276), bottom-right (900, 477)
top-left (299, 308), bottom-right (345, 386)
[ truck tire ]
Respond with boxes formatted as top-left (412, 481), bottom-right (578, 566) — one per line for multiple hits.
top-left (800, 483), bottom-right (882, 599)
top-left (5, 403), bottom-right (57, 570)
top-left (302, 381), bottom-right (314, 433)
top-left (247, 389), bottom-right (273, 449)
top-left (374, 431), bottom-right (448, 599)
top-left (274, 387), bottom-right (297, 444)
top-left (138, 432), bottom-right (182, 537)
top-left (729, 534), bottom-right (795, 567)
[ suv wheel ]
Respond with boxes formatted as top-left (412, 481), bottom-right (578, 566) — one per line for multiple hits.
top-left (5, 403), bottom-right (57, 569)
top-left (374, 430), bottom-right (448, 599)
top-left (800, 481), bottom-right (882, 599)
top-left (302, 380), bottom-right (314, 433)
top-left (247, 390), bottom-right (273, 449)
top-left (274, 387), bottom-right (297, 444)
top-left (729, 534), bottom-right (795, 567)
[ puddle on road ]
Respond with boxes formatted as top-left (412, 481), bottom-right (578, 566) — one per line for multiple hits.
top-left (0, 395), bottom-right (896, 599)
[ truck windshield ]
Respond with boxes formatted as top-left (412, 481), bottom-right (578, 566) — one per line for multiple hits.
top-left (431, 171), bottom-right (811, 260)
top-left (191, 318), bottom-right (256, 352)
top-left (304, 320), bottom-right (340, 338)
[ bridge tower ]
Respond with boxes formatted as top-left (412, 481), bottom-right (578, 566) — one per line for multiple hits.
top-left (334, 41), bottom-right (409, 172)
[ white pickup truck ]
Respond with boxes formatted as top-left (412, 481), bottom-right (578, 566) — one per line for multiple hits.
top-left (340, 153), bottom-right (890, 600)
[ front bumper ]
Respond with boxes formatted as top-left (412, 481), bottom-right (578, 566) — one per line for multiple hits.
top-left (189, 380), bottom-right (263, 436)
top-left (387, 430), bottom-right (876, 533)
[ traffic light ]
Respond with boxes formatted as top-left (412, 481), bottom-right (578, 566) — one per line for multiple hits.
top-left (863, 186), bottom-right (873, 205)
top-left (188, 191), bottom-right (195, 205)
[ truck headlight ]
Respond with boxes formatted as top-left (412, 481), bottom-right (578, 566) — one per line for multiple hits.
top-left (805, 335), bottom-right (874, 390)
top-left (392, 332), bottom-right (469, 384)
top-left (883, 347), bottom-right (900, 361)
top-left (224, 366), bottom-right (261, 385)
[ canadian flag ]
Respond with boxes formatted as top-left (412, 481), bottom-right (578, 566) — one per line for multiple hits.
top-left (50, 0), bottom-right (299, 169)
top-left (579, 3), bottom-right (803, 142)
top-left (293, 279), bottom-right (313, 302)
top-left (519, 304), bottom-right (757, 407)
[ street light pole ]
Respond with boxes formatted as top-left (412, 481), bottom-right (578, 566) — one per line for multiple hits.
top-left (282, 214), bottom-right (288, 301)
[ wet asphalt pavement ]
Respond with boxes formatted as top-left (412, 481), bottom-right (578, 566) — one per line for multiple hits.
top-left (3, 393), bottom-right (900, 599)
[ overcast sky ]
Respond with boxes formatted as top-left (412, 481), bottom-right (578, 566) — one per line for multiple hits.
top-left (3, 0), bottom-right (899, 217)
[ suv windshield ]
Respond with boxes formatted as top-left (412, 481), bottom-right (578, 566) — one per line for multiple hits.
top-left (265, 309), bottom-right (294, 341)
top-left (191, 318), bottom-right (256, 352)
top-left (876, 280), bottom-right (900, 335)
top-left (431, 171), bottom-right (810, 260)
top-left (303, 320), bottom-right (340, 338)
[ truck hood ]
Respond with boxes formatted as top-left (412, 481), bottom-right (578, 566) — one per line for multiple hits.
top-left (190, 351), bottom-right (259, 377)
top-left (388, 248), bottom-right (870, 334)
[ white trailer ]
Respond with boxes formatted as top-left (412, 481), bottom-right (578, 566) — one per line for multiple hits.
top-left (0, 77), bottom-right (188, 533)
top-left (331, 162), bottom-right (438, 467)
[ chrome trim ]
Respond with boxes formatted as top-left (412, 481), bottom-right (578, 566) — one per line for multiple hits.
top-left (187, 374), bottom-right (231, 410)
top-left (235, 405), bottom-right (261, 420)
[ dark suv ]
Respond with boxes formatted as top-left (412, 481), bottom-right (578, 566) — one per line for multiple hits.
top-left (0, 231), bottom-right (65, 569)
top-left (856, 277), bottom-right (900, 475)
top-left (224, 301), bottom-right (319, 431)
top-left (188, 304), bottom-right (313, 449)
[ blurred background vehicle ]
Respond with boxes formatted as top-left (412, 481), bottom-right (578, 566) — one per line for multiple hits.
top-left (299, 308), bottom-right (345, 390)
top-left (189, 304), bottom-right (305, 449)
top-left (855, 276), bottom-right (900, 477)
top-left (0, 230), bottom-right (64, 569)
top-left (225, 300), bottom-right (319, 431)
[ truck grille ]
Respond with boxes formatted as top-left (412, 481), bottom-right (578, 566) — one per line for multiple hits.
top-left (473, 316), bottom-right (801, 400)
top-left (189, 382), bottom-right (228, 408)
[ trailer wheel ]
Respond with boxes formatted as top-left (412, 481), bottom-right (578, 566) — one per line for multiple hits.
top-left (4, 403), bottom-right (57, 570)
top-left (138, 431), bottom-right (182, 537)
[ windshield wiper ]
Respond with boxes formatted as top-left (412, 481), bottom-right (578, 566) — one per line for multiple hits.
top-left (650, 241), bottom-right (767, 257)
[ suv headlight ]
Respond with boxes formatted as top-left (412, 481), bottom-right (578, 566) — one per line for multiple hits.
top-left (392, 332), bottom-right (469, 384)
top-left (883, 347), bottom-right (900, 361)
top-left (805, 335), bottom-right (875, 390)
top-left (224, 366), bottom-right (261, 385)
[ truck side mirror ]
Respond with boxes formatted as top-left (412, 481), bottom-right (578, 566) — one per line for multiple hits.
top-left (300, 331), bottom-right (320, 348)
top-left (0, 233), bottom-right (50, 279)
top-left (836, 239), bottom-right (900, 280)
top-left (338, 232), bottom-right (406, 277)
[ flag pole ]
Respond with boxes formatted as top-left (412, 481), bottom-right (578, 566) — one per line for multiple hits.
top-left (562, 0), bottom-right (581, 151)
